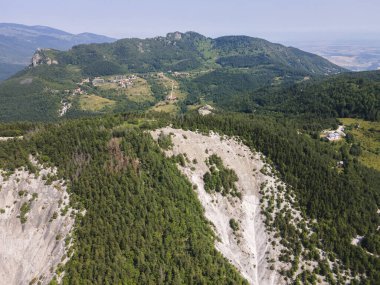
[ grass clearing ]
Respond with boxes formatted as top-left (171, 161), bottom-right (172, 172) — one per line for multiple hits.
top-left (98, 82), bottom-right (119, 90)
top-left (150, 102), bottom-right (178, 113)
top-left (124, 78), bottom-right (154, 102)
top-left (340, 118), bottom-right (380, 171)
top-left (79, 94), bottom-right (115, 111)
top-left (65, 65), bottom-right (81, 74)
top-left (99, 77), bottom-right (154, 102)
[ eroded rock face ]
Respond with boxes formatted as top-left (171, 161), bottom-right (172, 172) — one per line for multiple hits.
top-left (152, 127), bottom-right (284, 285)
top-left (0, 160), bottom-right (74, 285)
top-left (152, 128), bottom-right (348, 285)
top-left (198, 105), bottom-right (214, 116)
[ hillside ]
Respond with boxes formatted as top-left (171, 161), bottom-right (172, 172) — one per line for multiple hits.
top-left (0, 23), bottom-right (115, 81)
top-left (184, 69), bottom-right (380, 120)
top-left (252, 71), bottom-right (380, 120)
top-left (51, 32), bottom-right (344, 75)
top-left (0, 31), bottom-right (346, 122)
top-left (0, 112), bottom-right (379, 284)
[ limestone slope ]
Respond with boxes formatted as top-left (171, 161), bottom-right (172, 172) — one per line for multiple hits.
top-left (0, 158), bottom-right (74, 285)
top-left (152, 127), bottom-right (349, 284)
top-left (152, 127), bottom-right (285, 285)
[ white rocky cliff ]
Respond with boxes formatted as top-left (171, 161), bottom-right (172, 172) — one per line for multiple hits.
top-left (0, 157), bottom-right (74, 285)
top-left (152, 127), bottom-right (345, 285)
top-left (31, 48), bottom-right (58, 67)
top-left (152, 127), bottom-right (285, 285)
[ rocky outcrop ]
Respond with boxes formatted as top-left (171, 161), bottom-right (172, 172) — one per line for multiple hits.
top-left (198, 104), bottom-right (214, 116)
top-left (31, 48), bottom-right (58, 67)
top-left (166, 31), bottom-right (183, 41)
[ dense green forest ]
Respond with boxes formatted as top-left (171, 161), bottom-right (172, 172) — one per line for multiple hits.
top-left (181, 70), bottom-right (380, 121)
top-left (173, 113), bottom-right (380, 284)
top-left (55, 32), bottom-right (344, 76)
top-left (203, 154), bottom-right (240, 197)
top-left (253, 71), bottom-right (380, 121)
top-left (0, 116), bottom-right (247, 285)
top-left (1, 112), bottom-right (379, 284)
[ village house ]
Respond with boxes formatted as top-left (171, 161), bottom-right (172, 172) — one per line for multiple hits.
top-left (92, 77), bottom-right (105, 86)
top-left (327, 132), bottom-right (341, 141)
top-left (165, 94), bottom-right (177, 101)
top-left (111, 75), bottom-right (137, 88)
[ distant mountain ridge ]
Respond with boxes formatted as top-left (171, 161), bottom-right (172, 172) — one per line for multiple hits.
top-left (50, 31), bottom-right (345, 76)
top-left (0, 23), bottom-right (116, 80)
top-left (0, 31), bottom-right (348, 122)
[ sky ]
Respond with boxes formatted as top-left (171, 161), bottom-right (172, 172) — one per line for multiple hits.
top-left (1, 0), bottom-right (380, 43)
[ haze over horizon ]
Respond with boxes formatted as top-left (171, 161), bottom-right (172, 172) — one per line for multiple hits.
top-left (1, 0), bottom-right (380, 44)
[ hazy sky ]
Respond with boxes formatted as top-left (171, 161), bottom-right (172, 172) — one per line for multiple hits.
top-left (1, 0), bottom-right (379, 42)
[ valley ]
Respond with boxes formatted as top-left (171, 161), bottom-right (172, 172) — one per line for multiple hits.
top-left (294, 41), bottom-right (380, 71)
top-left (0, 26), bottom-right (379, 285)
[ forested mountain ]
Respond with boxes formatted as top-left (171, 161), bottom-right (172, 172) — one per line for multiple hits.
top-left (0, 31), bottom-right (346, 122)
top-left (0, 23), bottom-right (115, 81)
top-left (256, 71), bottom-right (380, 121)
top-left (0, 28), bottom-right (379, 285)
top-left (213, 36), bottom-right (343, 74)
top-left (183, 69), bottom-right (380, 121)
top-left (1, 112), bottom-right (379, 284)
top-left (51, 31), bottom-right (345, 75)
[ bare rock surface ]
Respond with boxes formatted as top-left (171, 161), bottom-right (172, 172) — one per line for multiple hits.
top-left (152, 127), bottom-right (284, 285)
top-left (0, 158), bottom-right (74, 285)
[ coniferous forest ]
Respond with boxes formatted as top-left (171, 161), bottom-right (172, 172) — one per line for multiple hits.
top-left (0, 28), bottom-right (379, 285)
top-left (0, 111), bottom-right (379, 284)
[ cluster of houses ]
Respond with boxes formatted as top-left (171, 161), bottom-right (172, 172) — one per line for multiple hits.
top-left (113, 75), bottom-right (137, 88)
top-left (91, 75), bottom-right (138, 88)
top-left (59, 74), bottom-right (140, 102)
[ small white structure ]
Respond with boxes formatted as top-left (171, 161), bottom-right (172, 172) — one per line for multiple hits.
top-left (327, 132), bottom-right (341, 141)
